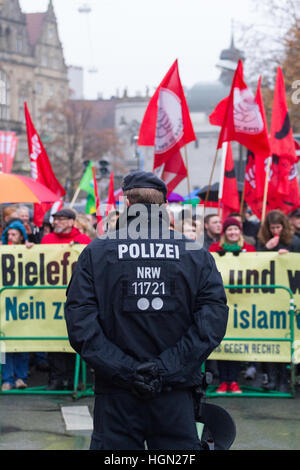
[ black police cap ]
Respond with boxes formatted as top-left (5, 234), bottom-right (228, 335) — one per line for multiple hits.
top-left (122, 170), bottom-right (167, 201)
top-left (53, 208), bottom-right (76, 219)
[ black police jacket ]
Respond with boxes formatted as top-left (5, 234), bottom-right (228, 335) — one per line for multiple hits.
top-left (65, 204), bottom-right (228, 393)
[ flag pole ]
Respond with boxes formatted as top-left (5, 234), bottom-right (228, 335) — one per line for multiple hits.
top-left (240, 180), bottom-right (246, 215)
top-left (261, 156), bottom-right (271, 222)
top-left (69, 186), bottom-right (81, 208)
top-left (204, 147), bottom-right (219, 210)
top-left (217, 142), bottom-right (228, 219)
top-left (184, 146), bottom-right (192, 206)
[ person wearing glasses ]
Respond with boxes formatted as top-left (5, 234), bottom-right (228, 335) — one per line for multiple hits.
top-left (41, 208), bottom-right (91, 391)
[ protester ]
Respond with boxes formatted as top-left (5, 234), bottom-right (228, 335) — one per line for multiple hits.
top-left (257, 209), bottom-right (300, 253)
top-left (176, 214), bottom-right (197, 240)
top-left (0, 205), bottom-right (18, 239)
top-left (40, 221), bottom-right (52, 237)
top-left (257, 209), bottom-right (299, 392)
top-left (203, 213), bottom-right (222, 249)
top-left (227, 211), bottom-right (258, 247)
top-left (2, 205), bottom-right (18, 223)
top-left (288, 207), bottom-right (300, 240)
top-left (182, 219), bottom-right (197, 240)
top-left (17, 205), bottom-right (41, 243)
top-left (75, 212), bottom-right (97, 240)
top-left (1, 220), bottom-right (33, 391)
top-left (41, 208), bottom-right (91, 391)
top-left (105, 209), bottom-right (120, 232)
top-left (192, 214), bottom-right (203, 242)
top-left (209, 217), bottom-right (256, 393)
top-left (65, 170), bottom-right (228, 450)
top-left (209, 216), bottom-right (256, 254)
top-left (86, 212), bottom-right (97, 230)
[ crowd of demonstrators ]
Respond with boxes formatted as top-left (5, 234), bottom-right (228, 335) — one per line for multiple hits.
top-left (40, 208), bottom-right (92, 391)
top-left (0, 198), bottom-right (300, 395)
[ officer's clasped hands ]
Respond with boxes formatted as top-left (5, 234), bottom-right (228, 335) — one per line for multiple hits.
top-left (132, 361), bottom-right (163, 399)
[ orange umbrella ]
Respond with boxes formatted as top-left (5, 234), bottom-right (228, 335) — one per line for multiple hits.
top-left (0, 173), bottom-right (61, 204)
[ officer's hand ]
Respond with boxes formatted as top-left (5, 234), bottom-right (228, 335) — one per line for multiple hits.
top-left (132, 361), bottom-right (162, 399)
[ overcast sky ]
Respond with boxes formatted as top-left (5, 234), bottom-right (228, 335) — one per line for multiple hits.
top-left (19, 0), bottom-right (256, 100)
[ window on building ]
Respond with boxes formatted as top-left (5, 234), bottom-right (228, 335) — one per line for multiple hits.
top-left (16, 36), bottom-right (23, 53)
top-left (36, 81), bottom-right (43, 95)
top-left (0, 70), bottom-right (10, 120)
top-left (49, 84), bottom-right (54, 98)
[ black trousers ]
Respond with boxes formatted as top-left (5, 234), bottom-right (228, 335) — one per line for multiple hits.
top-left (48, 352), bottom-right (76, 382)
top-left (90, 389), bottom-right (202, 450)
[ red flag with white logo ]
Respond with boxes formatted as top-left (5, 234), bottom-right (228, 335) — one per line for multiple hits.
top-left (24, 102), bottom-right (65, 226)
top-left (212, 60), bottom-right (270, 158)
top-left (138, 60), bottom-right (195, 193)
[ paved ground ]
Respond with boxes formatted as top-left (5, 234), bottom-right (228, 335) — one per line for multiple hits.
top-left (1, 389), bottom-right (300, 450)
top-left (1, 362), bottom-right (300, 451)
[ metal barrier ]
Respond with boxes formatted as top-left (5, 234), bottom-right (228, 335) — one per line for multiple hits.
top-left (206, 284), bottom-right (296, 398)
top-left (0, 284), bottom-right (297, 399)
top-left (0, 286), bottom-right (94, 399)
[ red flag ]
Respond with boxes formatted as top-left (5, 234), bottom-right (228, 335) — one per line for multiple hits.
top-left (209, 96), bottom-right (229, 127)
top-left (24, 102), bottom-right (65, 226)
top-left (212, 61), bottom-right (270, 158)
top-left (138, 60), bottom-right (195, 193)
top-left (270, 67), bottom-right (297, 164)
top-left (160, 149), bottom-right (187, 196)
top-left (106, 171), bottom-right (116, 216)
top-left (253, 77), bottom-right (271, 197)
top-left (267, 68), bottom-right (300, 213)
top-left (244, 150), bottom-right (264, 219)
top-left (0, 132), bottom-right (18, 173)
top-left (92, 165), bottom-right (104, 235)
top-left (220, 142), bottom-right (240, 220)
top-left (295, 139), bottom-right (300, 162)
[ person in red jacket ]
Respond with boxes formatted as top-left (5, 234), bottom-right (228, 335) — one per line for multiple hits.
top-left (209, 216), bottom-right (256, 394)
top-left (209, 216), bottom-right (256, 255)
top-left (41, 208), bottom-right (91, 245)
top-left (41, 208), bottom-right (91, 390)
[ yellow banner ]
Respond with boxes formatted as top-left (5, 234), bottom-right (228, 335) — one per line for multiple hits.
top-left (210, 252), bottom-right (300, 363)
top-left (0, 247), bottom-right (299, 362)
top-left (0, 245), bottom-right (84, 353)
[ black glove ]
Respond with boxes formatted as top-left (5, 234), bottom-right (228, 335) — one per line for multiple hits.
top-left (132, 361), bottom-right (162, 399)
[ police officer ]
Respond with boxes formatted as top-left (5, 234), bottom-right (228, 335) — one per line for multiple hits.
top-left (65, 170), bottom-right (228, 450)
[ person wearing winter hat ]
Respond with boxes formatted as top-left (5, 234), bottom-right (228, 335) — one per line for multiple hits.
top-left (1, 219), bottom-right (33, 391)
top-left (209, 217), bottom-right (256, 255)
top-left (209, 217), bottom-right (256, 394)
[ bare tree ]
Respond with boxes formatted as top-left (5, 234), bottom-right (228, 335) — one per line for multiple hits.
top-left (236, 0), bottom-right (300, 130)
top-left (40, 100), bottom-right (126, 200)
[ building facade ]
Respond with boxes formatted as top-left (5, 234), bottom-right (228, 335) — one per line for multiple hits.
top-left (0, 0), bottom-right (69, 173)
